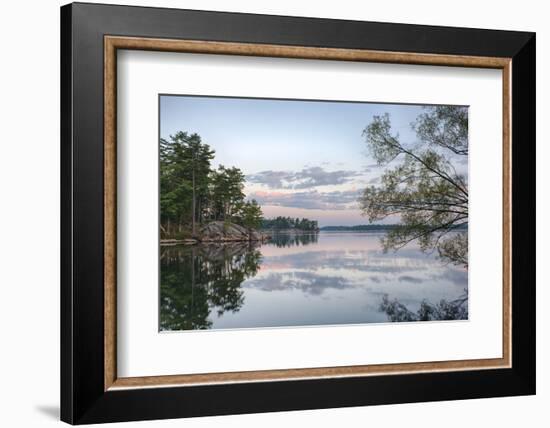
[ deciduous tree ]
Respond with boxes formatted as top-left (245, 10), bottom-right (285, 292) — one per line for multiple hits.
top-left (359, 106), bottom-right (468, 267)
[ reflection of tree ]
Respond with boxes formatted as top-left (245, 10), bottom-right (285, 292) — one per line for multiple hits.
top-left (269, 232), bottom-right (319, 248)
top-left (379, 291), bottom-right (468, 322)
top-left (160, 243), bottom-right (262, 331)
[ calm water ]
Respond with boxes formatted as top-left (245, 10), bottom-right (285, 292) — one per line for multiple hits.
top-left (160, 232), bottom-right (468, 331)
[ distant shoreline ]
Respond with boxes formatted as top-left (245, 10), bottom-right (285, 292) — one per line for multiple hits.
top-left (260, 228), bottom-right (319, 234)
top-left (319, 224), bottom-right (468, 232)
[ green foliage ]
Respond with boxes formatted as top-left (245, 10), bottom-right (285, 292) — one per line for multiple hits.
top-left (414, 105), bottom-right (468, 155)
top-left (261, 216), bottom-right (319, 231)
top-left (360, 106), bottom-right (469, 267)
top-left (160, 132), bottom-right (215, 235)
top-left (437, 232), bottom-right (468, 267)
top-left (210, 165), bottom-right (246, 222)
top-left (240, 199), bottom-right (263, 230)
top-left (160, 131), bottom-right (265, 236)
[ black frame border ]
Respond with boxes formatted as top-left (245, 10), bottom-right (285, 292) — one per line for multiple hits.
top-left (61, 2), bottom-right (535, 424)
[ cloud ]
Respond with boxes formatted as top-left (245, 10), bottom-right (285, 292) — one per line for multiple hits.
top-left (246, 170), bottom-right (290, 189)
top-left (263, 249), bottom-right (433, 273)
top-left (247, 166), bottom-right (359, 189)
top-left (248, 189), bottom-right (362, 210)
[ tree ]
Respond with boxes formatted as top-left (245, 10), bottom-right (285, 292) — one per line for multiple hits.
top-left (261, 216), bottom-right (319, 231)
top-left (160, 131), bottom-right (255, 236)
top-left (209, 166), bottom-right (229, 221)
top-left (210, 165), bottom-right (246, 222)
top-left (359, 106), bottom-right (468, 267)
top-left (160, 132), bottom-right (214, 236)
top-left (223, 167), bottom-right (246, 221)
top-left (240, 199), bottom-right (263, 230)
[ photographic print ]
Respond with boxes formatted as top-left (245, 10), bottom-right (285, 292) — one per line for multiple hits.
top-left (159, 95), bottom-right (469, 331)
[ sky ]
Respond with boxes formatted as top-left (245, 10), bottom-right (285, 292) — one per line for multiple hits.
top-left (160, 95), bottom-right (467, 227)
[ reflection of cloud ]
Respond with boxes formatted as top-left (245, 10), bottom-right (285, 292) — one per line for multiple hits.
top-left (245, 271), bottom-right (352, 295)
top-left (256, 245), bottom-right (467, 292)
top-left (261, 248), bottom-right (433, 274)
top-left (398, 275), bottom-right (424, 284)
top-left (249, 189), bottom-right (361, 210)
top-left (247, 166), bottom-right (359, 190)
top-left (435, 268), bottom-right (468, 285)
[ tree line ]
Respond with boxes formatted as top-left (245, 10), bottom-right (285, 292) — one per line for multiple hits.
top-left (160, 131), bottom-right (263, 238)
top-left (261, 216), bottom-right (319, 231)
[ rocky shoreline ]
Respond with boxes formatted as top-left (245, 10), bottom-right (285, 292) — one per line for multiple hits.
top-left (160, 221), bottom-right (271, 246)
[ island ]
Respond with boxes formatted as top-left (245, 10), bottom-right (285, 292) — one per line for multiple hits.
top-left (261, 216), bottom-right (319, 233)
top-left (159, 132), bottom-right (320, 246)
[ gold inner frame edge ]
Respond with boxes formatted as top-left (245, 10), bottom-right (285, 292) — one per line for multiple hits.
top-left (104, 36), bottom-right (512, 391)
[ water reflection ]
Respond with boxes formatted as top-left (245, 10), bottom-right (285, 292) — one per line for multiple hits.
top-left (160, 232), bottom-right (468, 331)
top-left (267, 231), bottom-right (319, 247)
top-left (160, 242), bottom-right (261, 331)
top-left (379, 291), bottom-right (468, 322)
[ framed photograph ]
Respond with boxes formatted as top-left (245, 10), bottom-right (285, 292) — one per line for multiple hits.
top-left (60, 2), bottom-right (535, 424)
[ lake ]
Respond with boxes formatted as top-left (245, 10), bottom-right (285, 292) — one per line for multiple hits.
top-left (160, 231), bottom-right (468, 331)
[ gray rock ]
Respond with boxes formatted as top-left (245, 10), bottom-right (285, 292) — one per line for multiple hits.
top-left (199, 221), bottom-right (270, 242)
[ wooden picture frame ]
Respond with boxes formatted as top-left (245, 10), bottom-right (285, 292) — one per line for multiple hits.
top-left (61, 2), bottom-right (535, 424)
